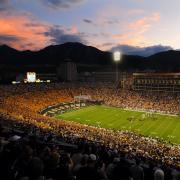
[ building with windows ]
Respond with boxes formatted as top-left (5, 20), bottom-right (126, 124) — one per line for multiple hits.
top-left (57, 60), bottom-right (77, 81)
top-left (133, 73), bottom-right (180, 92)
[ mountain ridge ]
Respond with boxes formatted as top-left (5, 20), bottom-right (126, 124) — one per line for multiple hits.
top-left (0, 42), bottom-right (180, 71)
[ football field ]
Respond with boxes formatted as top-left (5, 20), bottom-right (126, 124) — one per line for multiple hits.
top-left (56, 105), bottom-right (180, 145)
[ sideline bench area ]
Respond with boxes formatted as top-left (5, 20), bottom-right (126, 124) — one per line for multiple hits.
top-left (40, 100), bottom-right (103, 117)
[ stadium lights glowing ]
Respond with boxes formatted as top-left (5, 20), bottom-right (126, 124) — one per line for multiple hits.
top-left (113, 51), bottom-right (121, 83)
top-left (113, 51), bottom-right (121, 62)
top-left (12, 81), bottom-right (20, 84)
top-left (12, 79), bottom-right (51, 84)
top-left (12, 81), bottom-right (17, 84)
top-left (36, 79), bottom-right (41, 83)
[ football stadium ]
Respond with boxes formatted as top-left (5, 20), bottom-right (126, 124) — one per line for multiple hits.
top-left (1, 0), bottom-right (180, 179)
top-left (0, 79), bottom-right (180, 179)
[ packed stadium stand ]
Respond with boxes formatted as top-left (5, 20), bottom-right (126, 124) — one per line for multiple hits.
top-left (0, 82), bottom-right (179, 180)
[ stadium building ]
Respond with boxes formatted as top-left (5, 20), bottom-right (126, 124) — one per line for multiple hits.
top-left (133, 73), bottom-right (180, 92)
top-left (57, 60), bottom-right (78, 81)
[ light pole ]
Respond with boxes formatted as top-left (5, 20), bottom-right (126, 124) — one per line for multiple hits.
top-left (113, 51), bottom-right (121, 83)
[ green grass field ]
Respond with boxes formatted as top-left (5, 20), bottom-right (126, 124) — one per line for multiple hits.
top-left (56, 105), bottom-right (180, 145)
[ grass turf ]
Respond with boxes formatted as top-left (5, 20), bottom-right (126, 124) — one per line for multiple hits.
top-left (56, 105), bottom-right (180, 145)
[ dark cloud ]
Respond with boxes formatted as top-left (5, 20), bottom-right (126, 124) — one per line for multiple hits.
top-left (83, 19), bottom-right (93, 24)
top-left (41, 0), bottom-right (85, 9)
top-left (0, 34), bottom-right (21, 44)
top-left (0, 0), bottom-right (10, 11)
top-left (110, 44), bottom-right (173, 57)
top-left (83, 18), bottom-right (119, 26)
top-left (44, 27), bottom-right (86, 44)
top-left (18, 43), bottom-right (36, 50)
top-left (102, 42), bottom-right (114, 47)
top-left (101, 32), bottom-right (109, 37)
top-left (104, 19), bottom-right (119, 25)
top-left (0, 0), bottom-right (9, 4)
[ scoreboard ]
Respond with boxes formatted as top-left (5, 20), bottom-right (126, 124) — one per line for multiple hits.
top-left (27, 72), bottom-right (36, 83)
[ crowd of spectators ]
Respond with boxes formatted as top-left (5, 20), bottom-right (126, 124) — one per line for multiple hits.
top-left (0, 82), bottom-right (179, 180)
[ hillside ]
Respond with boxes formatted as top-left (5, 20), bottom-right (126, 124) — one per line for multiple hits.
top-left (0, 42), bottom-right (180, 71)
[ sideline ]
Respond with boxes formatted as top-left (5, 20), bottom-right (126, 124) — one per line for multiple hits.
top-left (123, 108), bottom-right (179, 117)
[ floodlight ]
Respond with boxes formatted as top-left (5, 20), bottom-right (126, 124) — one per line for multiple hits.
top-left (113, 51), bottom-right (121, 62)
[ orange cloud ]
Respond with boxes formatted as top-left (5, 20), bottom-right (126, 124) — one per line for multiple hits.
top-left (0, 11), bottom-right (83, 50)
top-left (128, 12), bottom-right (160, 31)
top-left (123, 35), bottom-right (145, 46)
top-left (0, 11), bottom-right (51, 50)
top-left (70, 25), bottom-right (78, 34)
top-left (126, 13), bottom-right (160, 46)
top-left (111, 13), bottom-right (161, 47)
top-left (85, 4), bottom-right (161, 50)
top-left (127, 9), bottom-right (145, 15)
top-left (112, 34), bottom-right (129, 40)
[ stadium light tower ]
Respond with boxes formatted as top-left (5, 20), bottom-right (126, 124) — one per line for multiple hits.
top-left (113, 51), bottom-right (121, 82)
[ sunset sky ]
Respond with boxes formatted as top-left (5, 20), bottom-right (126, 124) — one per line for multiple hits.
top-left (0, 0), bottom-right (180, 55)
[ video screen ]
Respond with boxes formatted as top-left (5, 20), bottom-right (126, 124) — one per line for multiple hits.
top-left (27, 72), bottom-right (36, 82)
